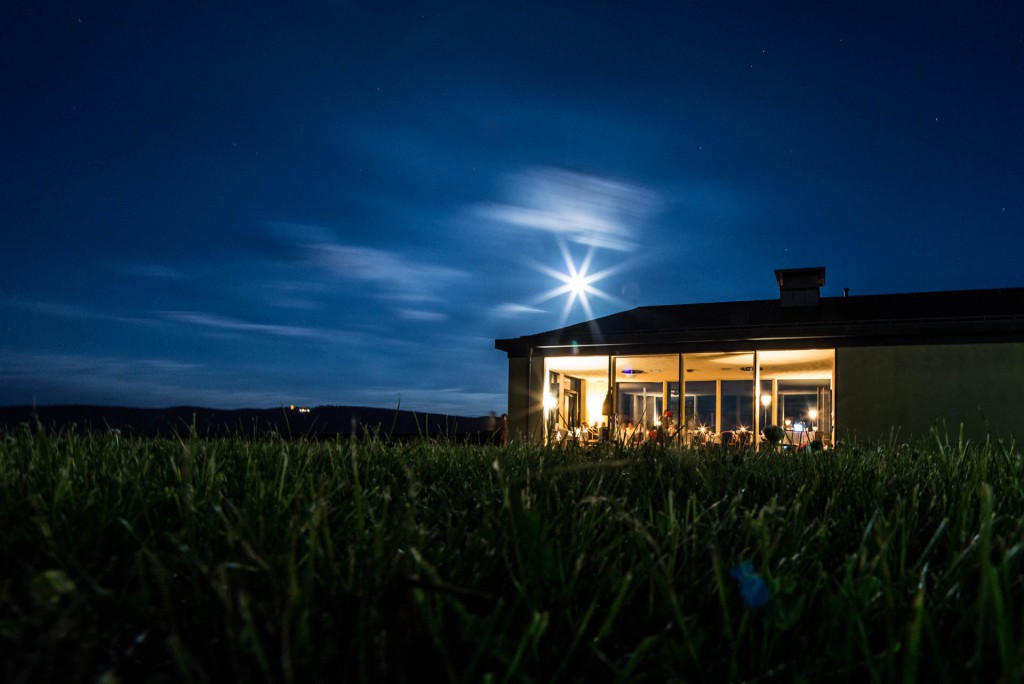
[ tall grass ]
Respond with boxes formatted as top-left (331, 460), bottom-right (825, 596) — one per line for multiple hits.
top-left (2, 427), bottom-right (1024, 682)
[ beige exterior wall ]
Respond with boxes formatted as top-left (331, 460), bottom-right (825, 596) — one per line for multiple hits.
top-left (506, 357), bottom-right (546, 443)
top-left (836, 342), bottom-right (1024, 443)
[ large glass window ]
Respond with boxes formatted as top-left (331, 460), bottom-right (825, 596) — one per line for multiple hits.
top-left (542, 348), bottom-right (835, 447)
top-left (616, 382), bottom-right (662, 428)
top-left (684, 381), bottom-right (717, 430)
top-left (721, 380), bottom-right (754, 432)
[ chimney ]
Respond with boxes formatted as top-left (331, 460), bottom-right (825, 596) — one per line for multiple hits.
top-left (774, 266), bottom-right (826, 307)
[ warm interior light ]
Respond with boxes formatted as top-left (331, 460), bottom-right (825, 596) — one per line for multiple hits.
top-left (760, 394), bottom-right (771, 407)
top-left (589, 386), bottom-right (608, 420)
top-left (808, 409), bottom-right (818, 420)
top-left (543, 394), bottom-right (557, 410)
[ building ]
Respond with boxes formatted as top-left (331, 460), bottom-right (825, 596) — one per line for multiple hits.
top-left (494, 267), bottom-right (1024, 446)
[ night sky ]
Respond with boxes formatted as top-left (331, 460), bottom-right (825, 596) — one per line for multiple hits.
top-left (2, 2), bottom-right (1022, 416)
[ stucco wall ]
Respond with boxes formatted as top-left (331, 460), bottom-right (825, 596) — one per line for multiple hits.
top-left (507, 357), bottom-right (546, 443)
top-left (836, 342), bottom-right (1024, 444)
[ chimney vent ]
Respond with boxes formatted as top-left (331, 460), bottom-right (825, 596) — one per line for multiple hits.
top-left (774, 266), bottom-right (826, 307)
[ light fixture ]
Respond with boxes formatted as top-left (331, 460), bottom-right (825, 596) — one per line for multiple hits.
top-left (809, 409), bottom-right (818, 420)
top-left (759, 394), bottom-right (772, 427)
top-left (543, 394), bottom-right (557, 410)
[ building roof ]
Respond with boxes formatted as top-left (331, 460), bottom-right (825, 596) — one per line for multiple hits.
top-left (495, 287), bottom-right (1024, 357)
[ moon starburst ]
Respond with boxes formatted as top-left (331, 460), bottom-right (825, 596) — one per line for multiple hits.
top-left (533, 241), bottom-right (620, 325)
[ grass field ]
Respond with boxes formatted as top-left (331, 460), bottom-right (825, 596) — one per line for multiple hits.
top-left (2, 427), bottom-right (1024, 682)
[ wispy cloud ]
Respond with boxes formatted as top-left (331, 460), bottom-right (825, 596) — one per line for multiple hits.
top-left (114, 263), bottom-right (186, 280)
top-left (266, 222), bottom-right (470, 307)
top-left (4, 299), bottom-right (160, 327)
top-left (264, 279), bottom-right (326, 311)
top-left (0, 354), bottom-right (200, 379)
top-left (396, 308), bottom-right (448, 322)
top-left (265, 295), bottom-right (321, 311)
top-left (161, 311), bottom-right (323, 339)
top-left (14, 301), bottom-right (102, 319)
top-left (494, 303), bottom-right (546, 317)
top-left (0, 351), bottom-right (287, 408)
top-left (305, 243), bottom-right (468, 303)
top-left (476, 167), bottom-right (662, 252)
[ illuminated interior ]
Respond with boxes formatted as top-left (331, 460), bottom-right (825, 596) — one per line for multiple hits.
top-left (543, 349), bottom-right (835, 445)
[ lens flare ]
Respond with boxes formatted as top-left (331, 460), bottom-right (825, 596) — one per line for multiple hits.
top-left (532, 241), bottom-right (621, 324)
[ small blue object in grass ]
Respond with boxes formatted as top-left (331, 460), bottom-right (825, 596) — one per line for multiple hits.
top-left (731, 561), bottom-right (771, 608)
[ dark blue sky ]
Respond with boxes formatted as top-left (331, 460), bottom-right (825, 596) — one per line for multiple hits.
top-left (2, 1), bottom-right (1021, 415)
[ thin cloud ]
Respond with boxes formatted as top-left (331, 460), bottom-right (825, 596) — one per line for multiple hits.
top-left (264, 224), bottom-right (470, 314)
top-left (114, 263), bottom-right (186, 280)
top-left (306, 243), bottom-right (468, 302)
top-left (266, 295), bottom-right (321, 311)
top-left (396, 308), bottom-right (448, 322)
top-left (477, 167), bottom-right (662, 252)
top-left (494, 303), bottom-right (546, 316)
top-left (15, 301), bottom-right (102, 319)
top-left (0, 351), bottom-right (288, 408)
top-left (264, 279), bottom-right (327, 311)
top-left (162, 311), bottom-right (323, 339)
top-left (0, 353), bottom-right (200, 379)
top-left (5, 299), bottom-right (160, 327)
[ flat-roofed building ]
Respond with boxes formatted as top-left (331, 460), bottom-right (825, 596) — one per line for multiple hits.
top-left (494, 267), bottom-right (1024, 446)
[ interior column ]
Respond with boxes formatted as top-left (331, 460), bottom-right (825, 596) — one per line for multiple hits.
top-left (753, 350), bottom-right (761, 445)
top-left (715, 379), bottom-right (722, 436)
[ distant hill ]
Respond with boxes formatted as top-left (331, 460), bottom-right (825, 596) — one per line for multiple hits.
top-left (0, 404), bottom-right (502, 441)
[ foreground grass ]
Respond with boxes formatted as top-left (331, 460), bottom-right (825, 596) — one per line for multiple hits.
top-left (2, 429), bottom-right (1024, 682)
